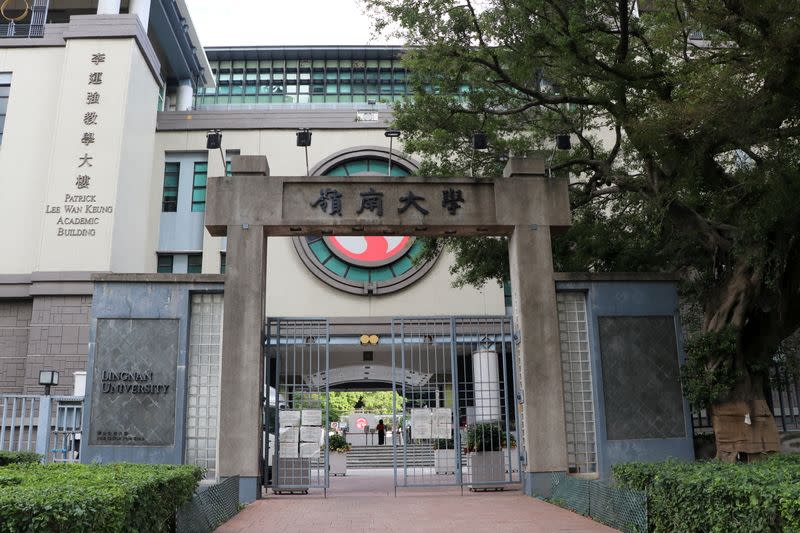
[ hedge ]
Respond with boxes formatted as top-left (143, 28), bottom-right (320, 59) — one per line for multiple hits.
top-left (0, 463), bottom-right (203, 532)
top-left (613, 454), bottom-right (800, 532)
top-left (0, 452), bottom-right (41, 467)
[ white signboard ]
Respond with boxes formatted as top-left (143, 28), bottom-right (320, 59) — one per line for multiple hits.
top-left (432, 408), bottom-right (454, 439)
top-left (300, 426), bottom-right (324, 444)
top-left (301, 409), bottom-right (322, 426)
top-left (299, 442), bottom-right (321, 459)
top-left (410, 408), bottom-right (432, 439)
top-left (411, 408), bottom-right (453, 440)
top-left (281, 410), bottom-right (301, 427)
top-left (279, 427), bottom-right (299, 443)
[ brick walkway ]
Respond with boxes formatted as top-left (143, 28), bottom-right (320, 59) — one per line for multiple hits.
top-left (216, 470), bottom-right (617, 533)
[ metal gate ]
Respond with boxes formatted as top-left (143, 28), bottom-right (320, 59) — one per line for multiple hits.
top-left (264, 319), bottom-right (330, 495)
top-left (391, 317), bottom-right (522, 490)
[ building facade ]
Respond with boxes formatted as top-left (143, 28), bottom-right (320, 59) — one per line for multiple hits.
top-left (0, 1), bottom-right (695, 503)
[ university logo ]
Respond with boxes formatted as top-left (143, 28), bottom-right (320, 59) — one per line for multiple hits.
top-left (323, 236), bottom-right (415, 268)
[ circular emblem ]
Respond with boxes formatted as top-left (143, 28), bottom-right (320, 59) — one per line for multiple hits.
top-left (356, 417), bottom-right (368, 430)
top-left (293, 154), bottom-right (441, 295)
top-left (323, 236), bottom-right (415, 268)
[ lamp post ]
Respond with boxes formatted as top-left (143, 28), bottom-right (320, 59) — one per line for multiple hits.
top-left (297, 128), bottom-right (312, 175)
top-left (384, 129), bottom-right (401, 176)
top-left (38, 370), bottom-right (59, 396)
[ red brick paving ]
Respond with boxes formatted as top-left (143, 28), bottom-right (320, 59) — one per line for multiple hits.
top-left (216, 470), bottom-right (617, 533)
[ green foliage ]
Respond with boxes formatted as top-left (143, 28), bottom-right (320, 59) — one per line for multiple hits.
top-left (365, 0), bottom-right (800, 418)
top-left (681, 327), bottom-right (740, 408)
top-left (0, 451), bottom-right (41, 467)
top-left (613, 455), bottom-right (800, 532)
top-left (465, 423), bottom-right (509, 453)
top-left (325, 391), bottom-right (404, 424)
top-left (0, 463), bottom-right (203, 533)
top-left (328, 434), bottom-right (351, 453)
top-left (433, 438), bottom-right (454, 450)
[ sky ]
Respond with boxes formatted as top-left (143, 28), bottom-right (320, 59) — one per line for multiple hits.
top-left (184, 0), bottom-right (401, 48)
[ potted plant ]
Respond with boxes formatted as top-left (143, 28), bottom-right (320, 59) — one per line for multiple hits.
top-left (433, 438), bottom-right (456, 475)
top-left (465, 423), bottom-right (507, 491)
top-left (328, 433), bottom-right (351, 476)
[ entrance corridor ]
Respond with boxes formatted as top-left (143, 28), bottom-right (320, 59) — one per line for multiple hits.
top-left (215, 470), bottom-right (616, 533)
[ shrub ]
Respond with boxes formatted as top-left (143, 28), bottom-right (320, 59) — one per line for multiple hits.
top-left (613, 455), bottom-right (800, 532)
top-left (329, 434), bottom-right (351, 453)
top-left (433, 438), bottom-right (454, 450)
top-left (0, 463), bottom-right (203, 533)
top-left (465, 423), bottom-right (509, 453)
top-left (0, 451), bottom-right (41, 467)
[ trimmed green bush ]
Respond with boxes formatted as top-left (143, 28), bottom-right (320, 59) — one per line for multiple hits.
top-left (0, 463), bottom-right (203, 532)
top-left (613, 454), bottom-right (800, 532)
top-left (329, 433), bottom-right (351, 453)
top-left (0, 451), bottom-right (41, 467)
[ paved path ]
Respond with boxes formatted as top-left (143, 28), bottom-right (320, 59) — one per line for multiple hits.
top-left (216, 470), bottom-right (617, 533)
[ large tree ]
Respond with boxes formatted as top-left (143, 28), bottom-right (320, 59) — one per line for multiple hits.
top-left (364, 0), bottom-right (800, 458)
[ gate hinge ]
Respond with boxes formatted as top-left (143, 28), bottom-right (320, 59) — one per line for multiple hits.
top-left (516, 392), bottom-right (524, 404)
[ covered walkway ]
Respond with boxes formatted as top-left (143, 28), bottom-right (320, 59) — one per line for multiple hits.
top-left (215, 470), bottom-right (616, 533)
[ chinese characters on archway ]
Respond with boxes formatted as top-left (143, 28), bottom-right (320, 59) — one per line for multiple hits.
top-left (310, 188), bottom-right (465, 217)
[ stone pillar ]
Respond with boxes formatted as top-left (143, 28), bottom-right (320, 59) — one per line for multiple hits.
top-left (217, 157), bottom-right (270, 503)
top-left (508, 223), bottom-right (568, 495)
top-left (96, 0), bottom-right (121, 15)
top-left (176, 79), bottom-right (194, 111)
top-left (472, 349), bottom-right (501, 422)
top-left (129, 0), bottom-right (152, 31)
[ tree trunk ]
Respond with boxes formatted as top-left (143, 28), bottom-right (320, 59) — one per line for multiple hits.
top-left (705, 262), bottom-right (781, 460)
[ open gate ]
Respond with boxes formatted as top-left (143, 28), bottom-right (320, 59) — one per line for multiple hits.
top-left (263, 316), bottom-right (522, 495)
top-left (391, 317), bottom-right (522, 491)
top-left (264, 318), bottom-right (330, 495)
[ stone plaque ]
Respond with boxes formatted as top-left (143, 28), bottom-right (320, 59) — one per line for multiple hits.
top-left (89, 319), bottom-right (179, 446)
top-left (599, 316), bottom-right (686, 440)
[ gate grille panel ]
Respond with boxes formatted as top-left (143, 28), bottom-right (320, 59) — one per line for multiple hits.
top-left (392, 317), bottom-right (521, 489)
top-left (265, 319), bottom-right (330, 493)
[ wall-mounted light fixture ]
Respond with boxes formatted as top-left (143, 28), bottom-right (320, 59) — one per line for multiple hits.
top-left (384, 129), bottom-right (401, 176)
top-left (39, 370), bottom-right (59, 396)
top-left (297, 128), bottom-right (312, 176)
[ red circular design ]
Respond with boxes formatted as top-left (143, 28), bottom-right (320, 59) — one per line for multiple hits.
top-left (324, 236), bottom-right (415, 268)
top-left (356, 417), bottom-right (368, 430)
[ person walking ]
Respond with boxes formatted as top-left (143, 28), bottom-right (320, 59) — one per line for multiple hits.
top-left (377, 419), bottom-right (386, 446)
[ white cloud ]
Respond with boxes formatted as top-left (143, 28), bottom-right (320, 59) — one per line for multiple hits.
top-left (184, 0), bottom-right (401, 47)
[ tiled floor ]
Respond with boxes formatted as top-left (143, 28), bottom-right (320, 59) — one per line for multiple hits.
top-left (216, 469), bottom-right (617, 533)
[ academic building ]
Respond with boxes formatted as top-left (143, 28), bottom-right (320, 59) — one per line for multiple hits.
top-left (0, 1), bottom-right (699, 503)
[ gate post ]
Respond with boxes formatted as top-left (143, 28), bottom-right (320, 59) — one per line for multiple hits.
top-left (35, 396), bottom-right (51, 458)
top-left (218, 156), bottom-right (269, 503)
top-left (504, 159), bottom-right (569, 497)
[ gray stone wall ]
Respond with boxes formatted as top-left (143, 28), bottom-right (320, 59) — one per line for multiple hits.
top-left (0, 300), bottom-right (32, 393)
top-left (24, 296), bottom-right (91, 395)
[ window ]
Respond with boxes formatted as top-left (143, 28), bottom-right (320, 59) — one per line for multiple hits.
top-left (162, 162), bottom-right (180, 212)
top-left (191, 162), bottom-right (208, 212)
top-left (187, 254), bottom-right (203, 273)
top-left (220, 252), bottom-right (226, 274)
top-left (0, 73), bottom-right (10, 145)
top-left (157, 254), bottom-right (174, 273)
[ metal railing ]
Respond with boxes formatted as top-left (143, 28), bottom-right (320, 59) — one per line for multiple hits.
top-left (0, 394), bottom-right (83, 462)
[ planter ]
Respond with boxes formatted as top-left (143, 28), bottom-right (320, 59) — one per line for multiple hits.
top-left (434, 449), bottom-right (456, 475)
top-left (330, 452), bottom-right (347, 476)
top-left (504, 449), bottom-right (519, 473)
top-left (467, 451), bottom-right (505, 491)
